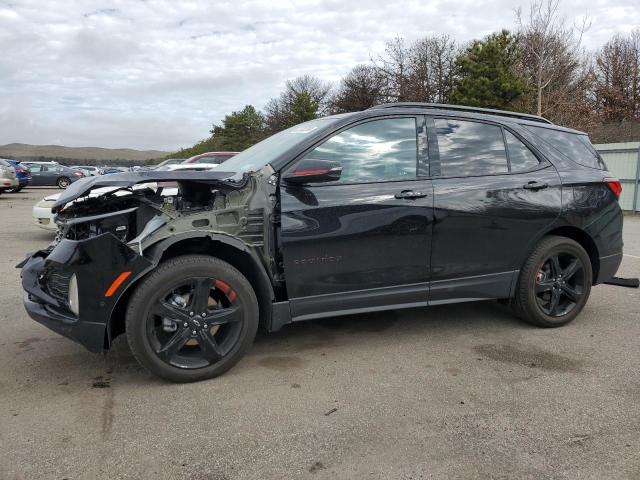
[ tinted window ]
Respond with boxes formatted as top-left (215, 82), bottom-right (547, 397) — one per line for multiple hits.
top-left (306, 118), bottom-right (417, 183)
top-left (505, 131), bottom-right (540, 172)
top-left (524, 126), bottom-right (606, 169)
top-left (435, 119), bottom-right (508, 176)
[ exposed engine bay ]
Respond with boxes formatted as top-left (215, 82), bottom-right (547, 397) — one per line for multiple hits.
top-left (50, 169), bottom-right (275, 255)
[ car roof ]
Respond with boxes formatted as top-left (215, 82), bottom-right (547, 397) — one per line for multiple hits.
top-left (358, 103), bottom-right (585, 135)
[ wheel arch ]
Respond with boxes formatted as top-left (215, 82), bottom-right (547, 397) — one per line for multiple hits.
top-left (107, 232), bottom-right (275, 347)
top-left (537, 225), bottom-right (600, 284)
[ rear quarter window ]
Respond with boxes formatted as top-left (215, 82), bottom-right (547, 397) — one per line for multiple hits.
top-left (524, 125), bottom-right (606, 170)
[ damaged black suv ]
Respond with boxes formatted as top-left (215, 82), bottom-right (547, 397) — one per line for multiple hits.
top-left (19, 103), bottom-right (626, 382)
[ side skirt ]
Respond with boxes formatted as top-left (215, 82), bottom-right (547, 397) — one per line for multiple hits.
top-left (268, 271), bottom-right (518, 332)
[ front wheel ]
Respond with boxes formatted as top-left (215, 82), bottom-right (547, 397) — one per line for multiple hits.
top-left (57, 177), bottom-right (71, 189)
top-left (512, 236), bottom-right (592, 327)
top-left (126, 255), bottom-right (259, 382)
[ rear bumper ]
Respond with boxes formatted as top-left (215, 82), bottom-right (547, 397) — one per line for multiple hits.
top-left (596, 252), bottom-right (623, 284)
top-left (20, 234), bottom-right (153, 352)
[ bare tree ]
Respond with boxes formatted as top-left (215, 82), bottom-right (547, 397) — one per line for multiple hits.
top-left (408, 34), bottom-right (458, 103)
top-left (372, 37), bottom-right (414, 102)
top-left (329, 64), bottom-right (386, 113)
top-left (516, 0), bottom-right (590, 118)
top-left (264, 75), bottom-right (332, 133)
top-left (594, 29), bottom-right (640, 121)
top-left (372, 35), bottom-right (459, 104)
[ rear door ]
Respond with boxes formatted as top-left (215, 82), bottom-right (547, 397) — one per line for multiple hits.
top-left (280, 115), bottom-right (434, 320)
top-left (428, 117), bottom-right (562, 303)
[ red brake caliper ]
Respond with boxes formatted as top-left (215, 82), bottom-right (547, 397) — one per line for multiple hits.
top-left (214, 279), bottom-right (237, 302)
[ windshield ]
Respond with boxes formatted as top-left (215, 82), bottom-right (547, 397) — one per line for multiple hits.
top-left (219, 116), bottom-right (344, 174)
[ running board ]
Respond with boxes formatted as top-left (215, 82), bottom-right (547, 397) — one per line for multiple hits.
top-left (604, 277), bottom-right (640, 288)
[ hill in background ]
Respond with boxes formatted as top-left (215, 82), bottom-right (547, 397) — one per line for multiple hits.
top-left (0, 143), bottom-right (169, 166)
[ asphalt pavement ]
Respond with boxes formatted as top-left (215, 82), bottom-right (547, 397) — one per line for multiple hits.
top-left (1, 187), bottom-right (639, 479)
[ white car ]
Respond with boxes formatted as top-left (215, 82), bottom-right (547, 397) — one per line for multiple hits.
top-left (33, 193), bottom-right (59, 230)
top-left (33, 185), bottom-right (179, 231)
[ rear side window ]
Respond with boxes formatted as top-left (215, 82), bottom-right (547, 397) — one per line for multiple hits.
top-left (524, 126), bottom-right (606, 169)
top-left (505, 131), bottom-right (540, 172)
top-left (435, 119), bottom-right (508, 176)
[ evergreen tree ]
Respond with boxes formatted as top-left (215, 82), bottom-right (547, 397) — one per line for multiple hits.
top-left (451, 30), bottom-right (526, 109)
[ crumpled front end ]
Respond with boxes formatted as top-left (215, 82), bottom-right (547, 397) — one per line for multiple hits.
top-left (19, 170), bottom-right (271, 352)
top-left (20, 234), bottom-right (152, 352)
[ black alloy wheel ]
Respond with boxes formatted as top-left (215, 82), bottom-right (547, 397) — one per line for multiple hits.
top-left (534, 252), bottom-right (586, 317)
top-left (512, 235), bottom-right (592, 327)
top-left (147, 277), bottom-right (243, 369)
top-left (126, 255), bottom-right (259, 382)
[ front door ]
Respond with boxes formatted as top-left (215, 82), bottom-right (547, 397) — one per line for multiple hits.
top-left (427, 117), bottom-right (562, 303)
top-left (28, 165), bottom-right (44, 185)
top-left (279, 116), bottom-right (434, 320)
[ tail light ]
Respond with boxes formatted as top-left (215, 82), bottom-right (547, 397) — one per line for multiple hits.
top-left (605, 178), bottom-right (622, 199)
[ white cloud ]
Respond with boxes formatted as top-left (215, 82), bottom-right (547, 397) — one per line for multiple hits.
top-left (0, 0), bottom-right (638, 150)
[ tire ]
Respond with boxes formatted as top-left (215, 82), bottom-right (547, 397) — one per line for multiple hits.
top-left (512, 235), bottom-right (592, 327)
top-left (126, 255), bottom-right (259, 382)
top-left (57, 177), bottom-right (71, 189)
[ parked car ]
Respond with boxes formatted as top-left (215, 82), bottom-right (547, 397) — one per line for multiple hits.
top-left (0, 159), bottom-right (19, 194)
top-left (71, 165), bottom-right (101, 176)
top-left (3, 159), bottom-right (31, 192)
top-left (182, 151), bottom-right (238, 165)
top-left (32, 193), bottom-right (58, 230)
top-left (153, 158), bottom-right (184, 170)
top-left (22, 162), bottom-right (85, 188)
top-left (99, 166), bottom-right (129, 175)
top-left (18, 103), bottom-right (630, 382)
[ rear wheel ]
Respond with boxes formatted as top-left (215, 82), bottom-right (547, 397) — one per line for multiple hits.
top-left (57, 177), bottom-right (71, 189)
top-left (512, 236), bottom-right (592, 327)
top-left (126, 255), bottom-right (259, 382)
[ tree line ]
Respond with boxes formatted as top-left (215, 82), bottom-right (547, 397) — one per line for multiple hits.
top-left (167, 0), bottom-right (640, 160)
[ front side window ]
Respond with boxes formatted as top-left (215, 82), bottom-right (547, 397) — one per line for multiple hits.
top-left (435, 119), bottom-right (508, 176)
top-left (305, 117), bottom-right (418, 183)
top-left (505, 130), bottom-right (540, 172)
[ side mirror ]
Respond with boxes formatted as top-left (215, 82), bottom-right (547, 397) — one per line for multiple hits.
top-left (283, 159), bottom-right (342, 185)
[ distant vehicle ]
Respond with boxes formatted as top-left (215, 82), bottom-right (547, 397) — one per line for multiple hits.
top-left (32, 192), bottom-right (58, 230)
top-left (0, 159), bottom-right (19, 194)
top-left (163, 163), bottom-right (224, 172)
top-left (182, 152), bottom-right (239, 165)
top-left (3, 159), bottom-right (31, 192)
top-left (153, 158), bottom-right (184, 170)
top-left (71, 166), bottom-right (101, 176)
top-left (23, 162), bottom-right (85, 189)
top-left (99, 167), bottom-right (129, 175)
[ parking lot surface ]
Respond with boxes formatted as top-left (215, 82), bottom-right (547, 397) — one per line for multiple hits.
top-left (1, 187), bottom-right (639, 479)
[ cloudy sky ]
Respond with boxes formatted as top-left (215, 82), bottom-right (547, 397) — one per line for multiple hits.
top-left (0, 0), bottom-right (638, 151)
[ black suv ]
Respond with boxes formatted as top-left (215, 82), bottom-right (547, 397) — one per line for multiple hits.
top-left (19, 103), bottom-right (624, 382)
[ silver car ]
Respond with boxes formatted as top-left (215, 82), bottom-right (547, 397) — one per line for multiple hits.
top-left (0, 159), bottom-right (19, 194)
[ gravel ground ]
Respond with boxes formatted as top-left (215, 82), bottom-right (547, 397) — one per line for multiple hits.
top-left (1, 187), bottom-right (639, 480)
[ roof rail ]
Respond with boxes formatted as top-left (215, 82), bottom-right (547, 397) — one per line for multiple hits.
top-left (368, 102), bottom-right (553, 124)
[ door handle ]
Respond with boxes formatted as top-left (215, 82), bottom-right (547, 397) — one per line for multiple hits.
top-left (523, 181), bottom-right (548, 190)
top-left (395, 190), bottom-right (428, 199)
